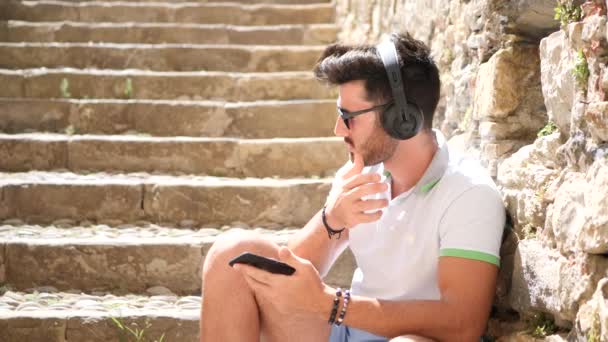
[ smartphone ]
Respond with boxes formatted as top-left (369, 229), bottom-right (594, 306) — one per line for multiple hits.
top-left (228, 252), bottom-right (296, 276)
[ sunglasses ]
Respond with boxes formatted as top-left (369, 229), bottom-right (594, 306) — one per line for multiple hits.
top-left (337, 101), bottom-right (393, 129)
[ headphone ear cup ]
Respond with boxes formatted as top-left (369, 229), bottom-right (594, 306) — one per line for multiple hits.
top-left (381, 103), bottom-right (423, 140)
top-left (380, 103), bottom-right (402, 139)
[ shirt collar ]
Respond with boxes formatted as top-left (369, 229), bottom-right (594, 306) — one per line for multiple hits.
top-left (382, 129), bottom-right (449, 195)
top-left (415, 129), bottom-right (449, 194)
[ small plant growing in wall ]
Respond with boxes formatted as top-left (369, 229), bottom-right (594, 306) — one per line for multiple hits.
top-left (111, 316), bottom-right (165, 342)
top-left (587, 311), bottom-right (601, 342)
top-left (572, 49), bottom-right (590, 91)
top-left (537, 121), bottom-right (559, 137)
top-left (124, 78), bottom-right (134, 99)
top-left (60, 78), bottom-right (71, 98)
top-left (554, 0), bottom-right (583, 27)
top-left (527, 312), bottom-right (558, 338)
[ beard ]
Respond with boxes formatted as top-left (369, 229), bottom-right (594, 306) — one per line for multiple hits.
top-left (347, 122), bottom-right (398, 166)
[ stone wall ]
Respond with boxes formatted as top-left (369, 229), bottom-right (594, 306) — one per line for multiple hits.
top-left (335, 0), bottom-right (608, 339)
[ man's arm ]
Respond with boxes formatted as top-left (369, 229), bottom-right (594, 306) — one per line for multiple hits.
top-left (287, 210), bottom-right (350, 278)
top-left (288, 153), bottom-right (386, 277)
top-left (317, 257), bottom-right (498, 341)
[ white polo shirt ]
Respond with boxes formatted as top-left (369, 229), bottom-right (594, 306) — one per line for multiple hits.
top-left (328, 130), bottom-right (505, 301)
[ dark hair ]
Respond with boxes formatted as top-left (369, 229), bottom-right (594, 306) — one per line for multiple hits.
top-left (313, 32), bottom-right (440, 130)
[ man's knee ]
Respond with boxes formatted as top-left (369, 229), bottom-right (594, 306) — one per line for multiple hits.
top-left (202, 230), bottom-right (278, 280)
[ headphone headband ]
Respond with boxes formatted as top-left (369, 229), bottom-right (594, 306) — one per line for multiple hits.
top-left (377, 41), bottom-right (408, 119)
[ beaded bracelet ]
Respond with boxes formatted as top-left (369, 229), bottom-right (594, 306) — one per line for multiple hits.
top-left (328, 288), bottom-right (342, 325)
top-left (336, 290), bottom-right (351, 326)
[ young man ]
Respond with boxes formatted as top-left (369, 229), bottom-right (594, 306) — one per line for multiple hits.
top-left (200, 32), bottom-right (505, 342)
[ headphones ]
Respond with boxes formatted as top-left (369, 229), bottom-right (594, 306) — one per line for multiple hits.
top-left (376, 40), bottom-right (424, 140)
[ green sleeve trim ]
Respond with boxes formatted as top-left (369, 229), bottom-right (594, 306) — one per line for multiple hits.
top-left (440, 248), bottom-right (500, 267)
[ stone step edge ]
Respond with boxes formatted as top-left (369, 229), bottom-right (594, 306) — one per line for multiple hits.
top-left (4, 20), bottom-right (337, 30)
top-left (0, 42), bottom-right (328, 49)
top-left (0, 170), bottom-right (333, 185)
top-left (8, 1), bottom-right (331, 8)
top-left (0, 290), bottom-right (202, 317)
top-left (0, 132), bottom-right (341, 143)
top-left (0, 224), bottom-right (297, 244)
top-left (0, 68), bottom-right (314, 77)
top-left (0, 97), bottom-right (334, 106)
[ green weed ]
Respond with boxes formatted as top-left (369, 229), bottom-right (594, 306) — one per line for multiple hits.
top-left (537, 121), bottom-right (558, 137)
top-left (572, 49), bottom-right (590, 90)
top-left (554, 0), bottom-right (582, 27)
top-left (124, 78), bottom-right (133, 99)
top-left (60, 78), bottom-right (71, 98)
top-left (528, 312), bottom-right (558, 338)
top-left (110, 316), bottom-right (165, 342)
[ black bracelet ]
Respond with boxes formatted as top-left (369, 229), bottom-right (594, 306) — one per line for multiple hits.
top-left (328, 288), bottom-right (342, 325)
top-left (336, 290), bottom-right (351, 326)
top-left (322, 206), bottom-right (346, 240)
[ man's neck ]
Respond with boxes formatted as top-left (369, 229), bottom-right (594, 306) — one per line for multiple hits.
top-left (383, 130), bottom-right (438, 199)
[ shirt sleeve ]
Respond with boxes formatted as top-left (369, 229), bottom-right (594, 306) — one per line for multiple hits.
top-left (438, 184), bottom-right (506, 267)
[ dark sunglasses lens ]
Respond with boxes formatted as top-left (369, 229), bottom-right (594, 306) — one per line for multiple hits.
top-left (342, 118), bottom-right (350, 129)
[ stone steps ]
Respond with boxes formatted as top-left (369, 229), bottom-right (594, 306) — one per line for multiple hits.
top-left (0, 133), bottom-right (347, 177)
top-left (0, 225), bottom-right (355, 294)
top-left (22, 0), bottom-right (330, 3)
top-left (0, 69), bottom-right (336, 101)
top-left (0, 171), bottom-right (332, 227)
top-left (0, 290), bottom-right (200, 342)
top-left (0, 98), bottom-right (337, 138)
top-left (0, 43), bottom-right (325, 72)
top-left (0, 1), bottom-right (334, 25)
top-left (0, 21), bottom-right (338, 45)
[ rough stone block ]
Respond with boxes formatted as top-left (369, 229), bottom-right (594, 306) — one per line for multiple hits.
top-left (1, 182), bottom-right (144, 224)
top-left (509, 239), bottom-right (608, 321)
top-left (575, 278), bottom-right (608, 341)
top-left (6, 243), bottom-right (203, 294)
top-left (68, 100), bottom-right (232, 137)
top-left (0, 317), bottom-right (67, 342)
top-left (224, 100), bottom-right (335, 138)
top-left (540, 30), bottom-right (577, 136)
top-left (497, 134), bottom-right (561, 233)
top-left (68, 137), bottom-right (237, 176)
top-left (0, 72), bottom-right (24, 98)
top-left (582, 159), bottom-right (608, 254)
top-left (66, 314), bottom-right (198, 342)
top-left (474, 46), bottom-right (542, 121)
top-left (0, 99), bottom-right (69, 134)
top-left (585, 102), bottom-right (608, 142)
top-left (0, 135), bottom-right (67, 172)
top-left (144, 180), bottom-right (330, 228)
top-left (234, 138), bottom-right (346, 178)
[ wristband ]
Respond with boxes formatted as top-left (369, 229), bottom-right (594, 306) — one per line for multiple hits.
top-left (322, 206), bottom-right (346, 239)
top-left (328, 288), bottom-right (342, 325)
top-left (336, 290), bottom-right (351, 326)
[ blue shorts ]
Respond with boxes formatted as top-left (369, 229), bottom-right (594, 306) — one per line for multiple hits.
top-left (329, 324), bottom-right (389, 342)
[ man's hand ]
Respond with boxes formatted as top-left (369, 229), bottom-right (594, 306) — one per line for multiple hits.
top-left (233, 246), bottom-right (333, 318)
top-left (324, 153), bottom-right (389, 230)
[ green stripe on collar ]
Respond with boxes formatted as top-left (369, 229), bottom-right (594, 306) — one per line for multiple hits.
top-left (420, 179), bottom-right (440, 193)
top-left (440, 248), bottom-right (500, 267)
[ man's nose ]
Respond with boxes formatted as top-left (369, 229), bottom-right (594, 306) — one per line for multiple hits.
top-left (334, 116), bottom-right (348, 137)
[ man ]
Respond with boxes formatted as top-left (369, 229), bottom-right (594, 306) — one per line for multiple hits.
top-left (200, 32), bottom-right (505, 342)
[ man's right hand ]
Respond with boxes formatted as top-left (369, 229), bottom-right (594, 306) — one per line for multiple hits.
top-left (324, 153), bottom-right (389, 230)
